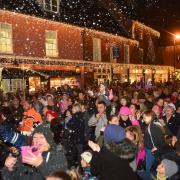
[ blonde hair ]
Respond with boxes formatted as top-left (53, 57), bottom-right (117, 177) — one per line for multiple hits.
top-left (66, 169), bottom-right (80, 180)
top-left (125, 126), bottom-right (144, 146)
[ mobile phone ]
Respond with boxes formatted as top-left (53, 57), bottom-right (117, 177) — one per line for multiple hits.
top-left (21, 146), bottom-right (40, 163)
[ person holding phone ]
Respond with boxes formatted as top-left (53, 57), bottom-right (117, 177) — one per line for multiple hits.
top-left (2, 125), bottom-right (67, 180)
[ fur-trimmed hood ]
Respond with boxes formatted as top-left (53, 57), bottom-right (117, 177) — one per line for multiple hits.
top-left (105, 138), bottom-right (137, 160)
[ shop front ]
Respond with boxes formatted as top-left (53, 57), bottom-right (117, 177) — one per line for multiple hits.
top-left (50, 77), bottom-right (80, 88)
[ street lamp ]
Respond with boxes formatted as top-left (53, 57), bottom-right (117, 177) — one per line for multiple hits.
top-left (173, 34), bottom-right (180, 81)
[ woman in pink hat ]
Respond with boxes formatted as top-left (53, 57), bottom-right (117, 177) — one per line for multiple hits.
top-left (118, 106), bottom-right (132, 128)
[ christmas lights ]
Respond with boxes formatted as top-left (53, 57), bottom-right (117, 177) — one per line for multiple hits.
top-left (0, 55), bottom-right (173, 72)
top-left (132, 21), bottom-right (160, 38)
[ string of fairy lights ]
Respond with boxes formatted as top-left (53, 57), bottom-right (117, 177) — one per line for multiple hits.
top-left (0, 55), bottom-right (174, 72)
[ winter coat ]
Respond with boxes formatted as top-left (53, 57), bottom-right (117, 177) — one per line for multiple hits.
top-left (88, 114), bottom-right (108, 139)
top-left (165, 115), bottom-right (180, 136)
top-left (0, 123), bottom-right (26, 148)
top-left (19, 108), bottom-right (42, 133)
top-left (82, 167), bottom-right (97, 180)
top-left (91, 140), bottom-right (138, 180)
top-left (1, 147), bottom-right (68, 180)
top-left (82, 111), bottom-right (92, 141)
top-left (67, 112), bottom-right (85, 144)
top-left (144, 122), bottom-right (165, 150)
top-left (119, 118), bottom-right (132, 129)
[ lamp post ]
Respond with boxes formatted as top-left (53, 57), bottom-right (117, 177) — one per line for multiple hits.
top-left (173, 34), bottom-right (180, 81)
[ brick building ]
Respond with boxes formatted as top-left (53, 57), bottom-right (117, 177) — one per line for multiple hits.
top-left (0, 10), bottom-right (173, 92)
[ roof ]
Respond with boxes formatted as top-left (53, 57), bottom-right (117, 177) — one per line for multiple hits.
top-left (0, 10), bottom-right (139, 45)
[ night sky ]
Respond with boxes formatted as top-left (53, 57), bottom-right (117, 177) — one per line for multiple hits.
top-left (0, 0), bottom-right (180, 44)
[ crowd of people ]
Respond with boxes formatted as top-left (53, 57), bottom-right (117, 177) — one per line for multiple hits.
top-left (0, 81), bottom-right (180, 180)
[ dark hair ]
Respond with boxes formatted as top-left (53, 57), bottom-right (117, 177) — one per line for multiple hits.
top-left (47, 171), bottom-right (71, 180)
top-left (130, 104), bottom-right (140, 110)
top-left (25, 99), bottom-right (34, 106)
top-left (108, 115), bottom-right (118, 122)
top-left (79, 102), bottom-right (89, 110)
top-left (97, 101), bottom-right (106, 107)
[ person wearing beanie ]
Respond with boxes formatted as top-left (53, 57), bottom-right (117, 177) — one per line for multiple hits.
top-left (80, 151), bottom-right (97, 180)
top-left (46, 110), bottom-right (59, 122)
top-left (104, 124), bottom-right (125, 144)
top-left (2, 124), bottom-right (67, 180)
top-left (156, 159), bottom-right (178, 179)
top-left (118, 106), bottom-right (132, 128)
top-left (46, 109), bottom-right (59, 129)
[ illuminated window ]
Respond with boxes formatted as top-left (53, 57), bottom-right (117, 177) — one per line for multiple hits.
top-left (93, 38), bottom-right (101, 62)
top-left (124, 45), bottom-right (130, 64)
top-left (45, 31), bottom-right (58, 57)
top-left (43, 0), bottom-right (60, 13)
top-left (0, 23), bottom-right (13, 54)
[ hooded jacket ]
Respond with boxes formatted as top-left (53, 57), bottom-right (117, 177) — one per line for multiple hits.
top-left (2, 125), bottom-right (67, 180)
top-left (91, 138), bottom-right (138, 180)
top-left (19, 108), bottom-right (42, 133)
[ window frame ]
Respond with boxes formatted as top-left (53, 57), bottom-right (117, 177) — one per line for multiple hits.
top-left (45, 30), bottom-right (58, 57)
top-left (0, 22), bottom-right (13, 54)
top-left (43, 0), bottom-right (60, 13)
top-left (124, 44), bottom-right (130, 64)
top-left (93, 38), bottom-right (101, 62)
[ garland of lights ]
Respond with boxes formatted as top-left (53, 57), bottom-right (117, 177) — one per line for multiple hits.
top-left (132, 21), bottom-right (160, 38)
top-left (0, 55), bottom-right (174, 73)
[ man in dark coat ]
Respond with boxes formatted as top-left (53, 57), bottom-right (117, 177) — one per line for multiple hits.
top-left (1, 125), bottom-right (67, 180)
top-left (88, 139), bottom-right (138, 180)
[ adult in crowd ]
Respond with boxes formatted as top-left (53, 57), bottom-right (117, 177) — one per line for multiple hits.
top-left (2, 125), bottom-right (67, 180)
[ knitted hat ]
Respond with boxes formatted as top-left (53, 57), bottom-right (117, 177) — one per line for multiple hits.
top-left (119, 107), bottom-right (132, 116)
top-left (104, 124), bottom-right (125, 144)
top-left (81, 151), bottom-right (92, 163)
top-left (162, 159), bottom-right (178, 178)
top-left (46, 110), bottom-right (58, 119)
top-left (32, 125), bottom-right (55, 148)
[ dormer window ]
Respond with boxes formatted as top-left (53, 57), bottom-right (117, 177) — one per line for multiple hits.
top-left (43, 0), bottom-right (60, 13)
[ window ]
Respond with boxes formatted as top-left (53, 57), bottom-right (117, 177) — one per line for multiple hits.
top-left (45, 31), bottom-right (58, 57)
top-left (110, 46), bottom-right (120, 62)
top-left (0, 23), bottom-right (13, 54)
top-left (44, 0), bottom-right (60, 13)
top-left (93, 38), bottom-right (101, 62)
top-left (124, 45), bottom-right (130, 64)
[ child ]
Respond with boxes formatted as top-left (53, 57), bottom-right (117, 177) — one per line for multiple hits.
top-left (156, 159), bottom-right (178, 180)
top-left (81, 151), bottom-right (97, 180)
